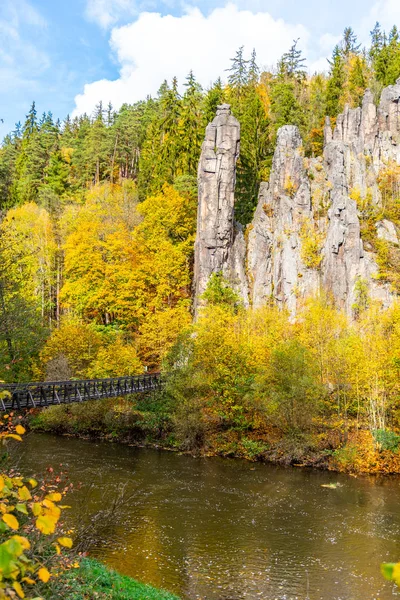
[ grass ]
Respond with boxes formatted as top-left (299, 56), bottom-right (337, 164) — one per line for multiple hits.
top-left (54, 558), bottom-right (181, 600)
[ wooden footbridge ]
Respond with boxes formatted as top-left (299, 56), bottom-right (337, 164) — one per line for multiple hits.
top-left (0, 373), bottom-right (162, 411)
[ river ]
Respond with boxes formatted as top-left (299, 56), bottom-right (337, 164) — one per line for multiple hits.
top-left (11, 433), bottom-right (400, 599)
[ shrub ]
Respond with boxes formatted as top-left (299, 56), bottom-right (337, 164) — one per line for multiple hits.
top-left (299, 221), bottom-right (324, 269)
top-left (172, 401), bottom-right (206, 451)
top-left (256, 340), bottom-right (322, 432)
top-left (240, 438), bottom-right (269, 459)
top-left (373, 429), bottom-right (400, 452)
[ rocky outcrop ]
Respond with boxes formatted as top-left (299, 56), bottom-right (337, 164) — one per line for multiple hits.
top-left (247, 126), bottom-right (320, 315)
top-left (193, 104), bottom-right (248, 315)
top-left (194, 83), bottom-right (400, 317)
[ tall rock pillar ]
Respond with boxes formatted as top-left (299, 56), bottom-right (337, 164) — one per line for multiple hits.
top-left (194, 104), bottom-right (247, 315)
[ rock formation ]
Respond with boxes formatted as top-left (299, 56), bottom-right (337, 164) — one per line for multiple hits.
top-left (193, 104), bottom-right (248, 315)
top-left (194, 82), bottom-right (400, 317)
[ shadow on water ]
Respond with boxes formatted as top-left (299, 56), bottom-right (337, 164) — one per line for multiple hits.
top-left (11, 432), bottom-right (400, 600)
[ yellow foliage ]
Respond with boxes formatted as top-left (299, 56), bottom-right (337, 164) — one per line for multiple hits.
top-left (299, 221), bottom-right (324, 269)
top-left (138, 305), bottom-right (192, 368)
top-left (37, 319), bottom-right (102, 379)
top-left (88, 338), bottom-right (143, 378)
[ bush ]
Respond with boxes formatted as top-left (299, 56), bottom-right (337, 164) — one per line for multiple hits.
top-left (172, 401), bottom-right (206, 451)
top-left (256, 340), bottom-right (323, 432)
top-left (373, 429), bottom-right (400, 452)
top-left (240, 438), bottom-right (269, 459)
top-left (332, 444), bottom-right (358, 470)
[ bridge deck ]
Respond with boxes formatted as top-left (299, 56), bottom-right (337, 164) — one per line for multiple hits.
top-left (0, 373), bottom-right (162, 411)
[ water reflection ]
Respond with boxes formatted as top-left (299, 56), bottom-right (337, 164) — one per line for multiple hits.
top-left (13, 433), bottom-right (400, 599)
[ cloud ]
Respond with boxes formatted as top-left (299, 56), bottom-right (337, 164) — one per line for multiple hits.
top-left (85, 0), bottom-right (138, 29)
top-left (73, 3), bottom-right (310, 116)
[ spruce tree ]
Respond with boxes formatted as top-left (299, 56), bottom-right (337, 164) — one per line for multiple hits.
top-left (326, 45), bottom-right (346, 116)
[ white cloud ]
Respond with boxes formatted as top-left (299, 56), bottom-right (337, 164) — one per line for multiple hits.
top-left (73, 3), bottom-right (310, 116)
top-left (308, 32), bottom-right (341, 74)
top-left (85, 0), bottom-right (138, 29)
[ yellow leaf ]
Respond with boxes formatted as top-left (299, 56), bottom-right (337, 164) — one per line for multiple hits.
top-left (57, 537), bottom-right (72, 548)
top-left (0, 476), bottom-right (4, 490)
top-left (45, 492), bottom-right (61, 502)
top-left (36, 514), bottom-right (57, 535)
top-left (5, 434), bottom-right (22, 442)
top-left (42, 499), bottom-right (60, 520)
top-left (37, 567), bottom-right (51, 583)
top-left (12, 535), bottom-right (30, 550)
top-left (21, 577), bottom-right (35, 585)
top-left (28, 479), bottom-right (38, 489)
top-left (18, 486), bottom-right (31, 501)
top-left (54, 544), bottom-right (61, 555)
top-left (12, 581), bottom-right (25, 598)
top-left (3, 513), bottom-right (19, 530)
top-left (15, 426), bottom-right (25, 436)
top-left (31, 503), bottom-right (42, 517)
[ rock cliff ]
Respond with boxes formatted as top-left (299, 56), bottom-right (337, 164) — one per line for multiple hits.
top-left (194, 82), bottom-right (400, 317)
top-left (193, 104), bottom-right (248, 316)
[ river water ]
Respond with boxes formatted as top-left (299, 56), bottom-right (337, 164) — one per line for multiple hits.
top-left (12, 433), bottom-right (400, 599)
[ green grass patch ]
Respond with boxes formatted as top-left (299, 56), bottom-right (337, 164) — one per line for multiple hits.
top-left (55, 557), bottom-right (180, 600)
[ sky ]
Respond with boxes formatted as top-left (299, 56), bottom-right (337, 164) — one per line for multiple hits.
top-left (1, 0), bottom-right (400, 138)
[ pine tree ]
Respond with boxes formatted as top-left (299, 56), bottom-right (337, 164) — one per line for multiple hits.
top-left (279, 39), bottom-right (307, 79)
top-left (326, 45), bottom-right (346, 116)
top-left (341, 27), bottom-right (361, 57)
top-left (227, 46), bottom-right (249, 98)
top-left (203, 79), bottom-right (225, 124)
top-left (370, 22), bottom-right (384, 61)
top-left (180, 71), bottom-right (203, 176)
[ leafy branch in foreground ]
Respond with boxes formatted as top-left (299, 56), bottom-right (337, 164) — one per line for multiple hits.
top-left (0, 411), bottom-right (75, 599)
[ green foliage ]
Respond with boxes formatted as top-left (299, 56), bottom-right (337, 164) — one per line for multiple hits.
top-left (332, 445), bottom-right (358, 469)
top-left (257, 340), bottom-right (323, 431)
top-left (240, 438), bottom-right (269, 459)
top-left (202, 272), bottom-right (241, 309)
top-left (352, 277), bottom-right (370, 319)
top-left (373, 428), bottom-right (400, 452)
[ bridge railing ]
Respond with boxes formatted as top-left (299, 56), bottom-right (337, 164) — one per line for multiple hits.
top-left (0, 372), bottom-right (163, 411)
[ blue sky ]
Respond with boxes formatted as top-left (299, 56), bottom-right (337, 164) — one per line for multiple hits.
top-left (0, 0), bottom-right (398, 138)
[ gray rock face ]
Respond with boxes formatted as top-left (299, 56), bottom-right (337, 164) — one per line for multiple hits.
top-left (194, 83), bottom-right (400, 317)
top-left (193, 104), bottom-right (248, 315)
top-left (376, 219), bottom-right (399, 245)
top-left (247, 126), bottom-right (319, 315)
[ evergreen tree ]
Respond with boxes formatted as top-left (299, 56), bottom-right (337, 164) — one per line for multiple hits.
top-left (326, 45), bottom-right (346, 116)
top-left (279, 39), bottom-right (307, 79)
top-left (180, 71), bottom-right (203, 176)
top-left (341, 27), bottom-right (361, 57)
top-left (227, 46), bottom-right (249, 98)
top-left (203, 79), bottom-right (226, 123)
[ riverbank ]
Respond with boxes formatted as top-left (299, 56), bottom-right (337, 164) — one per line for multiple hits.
top-left (27, 396), bottom-right (400, 475)
top-left (55, 558), bottom-right (180, 599)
